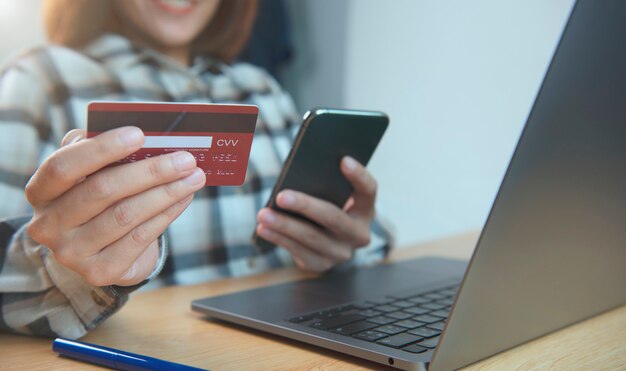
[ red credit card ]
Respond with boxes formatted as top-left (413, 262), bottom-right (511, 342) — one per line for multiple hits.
top-left (87, 102), bottom-right (258, 186)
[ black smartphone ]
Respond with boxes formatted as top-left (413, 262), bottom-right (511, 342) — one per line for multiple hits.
top-left (252, 108), bottom-right (389, 250)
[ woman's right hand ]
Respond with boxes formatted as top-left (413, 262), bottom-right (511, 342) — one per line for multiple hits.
top-left (25, 127), bottom-right (205, 287)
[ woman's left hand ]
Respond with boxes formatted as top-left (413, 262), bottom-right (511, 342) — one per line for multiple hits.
top-left (256, 156), bottom-right (377, 273)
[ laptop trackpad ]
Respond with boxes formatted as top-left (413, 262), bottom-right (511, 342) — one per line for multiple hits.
top-left (192, 257), bottom-right (467, 322)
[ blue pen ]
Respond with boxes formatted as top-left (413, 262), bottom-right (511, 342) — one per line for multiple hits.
top-left (52, 338), bottom-right (208, 371)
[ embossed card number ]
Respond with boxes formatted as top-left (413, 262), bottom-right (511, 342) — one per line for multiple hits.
top-left (87, 102), bottom-right (258, 186)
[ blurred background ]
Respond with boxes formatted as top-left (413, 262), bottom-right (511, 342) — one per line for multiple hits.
top-left (0, 0), bottom-right (574, 248)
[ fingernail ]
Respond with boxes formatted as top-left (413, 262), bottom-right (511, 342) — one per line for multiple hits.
top-left (172, 151), bottom-right (195, 172)
top-left (279, 191), bottom-right (296, 206)
top-left (120, 263), bottom-right (136, 281)
top-left (258, 226), bottom-right (272, 238)
top-left (260, 210), bottom-right (276, 224)
top-left (343, 156), bottom-right (358, 173)
top-left (183, 168), bottom-right (205, 186)
top-left (68, 134), bottom-right (83, 145)
top-left (63, 131), bottom-right (84, 146)
top-left (119, 127), bottom-right (143, 147)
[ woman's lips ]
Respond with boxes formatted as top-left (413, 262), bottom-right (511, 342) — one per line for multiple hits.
top-left (152, 0), bottom-right (197, 16)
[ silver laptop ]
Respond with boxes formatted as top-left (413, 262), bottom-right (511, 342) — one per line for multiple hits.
top-left (192, 1), bottom-right (626, 369)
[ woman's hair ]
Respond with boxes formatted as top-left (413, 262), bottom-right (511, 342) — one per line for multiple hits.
top-left (42, 0), bottom-right (258, 62)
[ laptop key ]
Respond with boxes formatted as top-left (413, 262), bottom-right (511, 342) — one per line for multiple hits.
top-left (394, 320), bottom-right (424, 329)
top-left (366, 316), bottom-right (396, 325)
top-left (427, 321), bottom-right (446, 331)
top-left (390, 301), bottom-right (414, 308)
top-left (375, 325), bottom-right (406, 335)
top-left (412, 314), bottom-right (441, 324)
top-left (356, 309), bottom-right (382, 317)
top-left (407, 327), bottom-right (440, 338)
top-left (437, 298), bottom-right (455, 306)
top-left (386, 311), bottom-right (413, 320)
top-left (289, 314), bottom-right (314, 323)
top-left (407, 297), bottom-right (431, 304)
top-left (421, 302), bottom-right (446, 310)
top-left (423, 293), bottom-right (447, 300)
top-left (430, 309), bottom-right (450, 318)
top-left (327, 306), bottom-right (353, 315)
top-left (353, 330), bottom-right (388, 342)
top-left (314, 311), bottom-right (340, 319)
top-left (439, 289), bottom-right (458, 297)
top-left (402, 344), bottom-right (429, 354)
top-left (373, 305), bottom-right (398, 313)
top-left (310, 314), bottom-right (364, 330)
top-left (402, 307), bottom-right (430, 315)
top-left (332, 320), bottom-right (378, 335)
top-left (416, 336), bottom-right (440, 349)
top-left (377, 333), bottom-right (423, 348)
top-left (316, 313), bottom-right (339, 319)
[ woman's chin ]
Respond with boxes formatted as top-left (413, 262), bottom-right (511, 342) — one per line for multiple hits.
top-left (149, 24), bottom-right (200, 48)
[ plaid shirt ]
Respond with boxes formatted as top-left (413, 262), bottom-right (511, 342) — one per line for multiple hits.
top-left (0, 34), bottom-right (391, 339)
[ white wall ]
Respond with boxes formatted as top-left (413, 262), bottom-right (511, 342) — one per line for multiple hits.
top-left (341, 0), bottom-right (574, 246)
top-left (282, 0), bottom-right (349, 109)
top-left (0, 0), bottom-right (45, 63)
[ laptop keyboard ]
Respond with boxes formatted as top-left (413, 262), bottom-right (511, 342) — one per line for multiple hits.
top-left (288, 283), bottom-right (460, 354)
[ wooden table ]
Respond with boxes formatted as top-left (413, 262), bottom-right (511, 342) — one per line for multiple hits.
top-left (1, 231), bottom-right (625, 370)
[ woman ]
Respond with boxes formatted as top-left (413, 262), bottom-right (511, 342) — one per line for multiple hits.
top-left (0, 0), bottom-right (390, 339)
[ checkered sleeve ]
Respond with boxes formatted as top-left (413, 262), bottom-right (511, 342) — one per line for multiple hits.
top-left (0, 52), bottom-right (154, 339)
